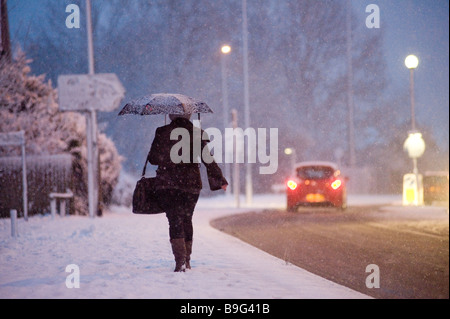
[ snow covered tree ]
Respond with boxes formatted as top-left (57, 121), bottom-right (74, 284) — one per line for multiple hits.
top-left (0, 51), bottom-right (122, 215)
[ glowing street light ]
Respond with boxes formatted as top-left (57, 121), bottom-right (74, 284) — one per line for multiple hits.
top-left (403, 131), bottom-right (426, 206)
top-left (404, 130), bottom-right (426, 179)
top-left (405, 54), bottom-right (419, 69)
top-left (221, 45), bottom-right (231, 55)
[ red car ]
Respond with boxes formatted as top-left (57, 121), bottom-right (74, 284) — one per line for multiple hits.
top-left (286, 161), bottom-right (347, 211)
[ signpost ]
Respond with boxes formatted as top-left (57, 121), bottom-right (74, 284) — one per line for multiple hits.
top-left (57, 74), bottom-right (125, 112)
top-left (57, 0), bottom-right (125, 218)
top-left (0, 131), bottom-right (28, 221)
top-left (57, 74), bottom-right (125, 218)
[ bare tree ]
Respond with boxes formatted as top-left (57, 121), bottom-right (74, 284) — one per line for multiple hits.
top-left (247, 1), bottom-right (386, 163)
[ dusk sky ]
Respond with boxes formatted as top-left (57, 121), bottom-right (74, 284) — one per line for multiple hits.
top-left (6, 0), bottom-right (449, 150)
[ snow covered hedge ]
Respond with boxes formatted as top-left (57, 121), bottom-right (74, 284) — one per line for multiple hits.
top-left (0, 52), bottom-right (122, 215)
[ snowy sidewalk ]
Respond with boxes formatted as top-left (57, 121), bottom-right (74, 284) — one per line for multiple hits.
top-left (0, 194), bottom-right (379, 299)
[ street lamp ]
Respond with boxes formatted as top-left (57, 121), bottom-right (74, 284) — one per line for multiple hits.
top-left (403, 54), bottom-right (424, 206)
top-left (404, 132), bottom-right (426, 164)
top-left (221, 45), bottom-right (231, 196)
top-left (405, 54), bottom-right (419, 131)
top-left (221, 45), bottom-right (231, 55)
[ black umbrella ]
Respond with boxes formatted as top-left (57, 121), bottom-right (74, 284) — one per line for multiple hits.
top-left (118, 93), bottom-right (213, 116)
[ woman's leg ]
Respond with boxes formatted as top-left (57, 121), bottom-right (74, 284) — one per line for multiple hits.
top-left (181, 193), bottom-right (199, 269)
top-left (157, 190), bottom-right (199, 271)
top-left (181, 192), bottom-right (200, 241)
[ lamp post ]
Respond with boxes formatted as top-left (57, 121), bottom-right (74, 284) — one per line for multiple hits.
top-left (346, 0), bottom-right (356, 167)
top-left (221, 45), bottom-right (232, 196)
top-left (405, 54), bottom-right (419, 131)
top-left (232, 109), bottom-right (240, 208)
top-left (284, 148), bottom-right (297, 174)
top-left (403, 54), bottom-right (425, 206)
top-left (242, 0), bottom-right (253, 204)
top-left (404, 54), bottom-right (420, 176)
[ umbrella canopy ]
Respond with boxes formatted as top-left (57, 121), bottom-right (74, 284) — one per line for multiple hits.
top-left (118, 93), bottom-right (213, 116)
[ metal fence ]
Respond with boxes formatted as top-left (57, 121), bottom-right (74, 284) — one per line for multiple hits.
top-left (0, 154), bottom-right (73, 218)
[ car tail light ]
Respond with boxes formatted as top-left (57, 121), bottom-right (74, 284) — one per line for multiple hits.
top-left (331, 179), bottom-right (342, 190)
top-left (287, 180), bottom-right (298, 190)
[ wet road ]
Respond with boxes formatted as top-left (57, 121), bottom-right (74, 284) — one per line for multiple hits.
top-left (210, 205), bottom-right (449, 299)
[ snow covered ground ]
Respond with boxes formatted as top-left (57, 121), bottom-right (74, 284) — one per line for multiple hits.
top-left (1, 193), bottom-right (441, 299)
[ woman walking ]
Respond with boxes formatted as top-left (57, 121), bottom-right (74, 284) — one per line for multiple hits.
top-left (148, 113), bottom-right (228, 272)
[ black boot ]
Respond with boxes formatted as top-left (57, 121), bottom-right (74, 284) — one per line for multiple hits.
top-left (170, 238), bottom-right (186, 272)
top-left (185, 240), bottom-right (193, 269)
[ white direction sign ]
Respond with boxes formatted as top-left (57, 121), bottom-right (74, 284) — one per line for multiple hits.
top-left (0, 131), bottom-right (25, 146)
top-left (57, 73), bottom-right (125, 112)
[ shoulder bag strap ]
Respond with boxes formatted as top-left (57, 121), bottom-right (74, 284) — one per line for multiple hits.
top-left (141, 158), bottom-right (149, 177)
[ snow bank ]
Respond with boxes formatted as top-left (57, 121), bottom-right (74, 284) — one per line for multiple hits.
top-left (0, 194), bottom-right (383, 299)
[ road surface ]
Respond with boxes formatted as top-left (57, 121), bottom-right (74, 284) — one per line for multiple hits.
top-left (210, 205), bottom-right (449, 299)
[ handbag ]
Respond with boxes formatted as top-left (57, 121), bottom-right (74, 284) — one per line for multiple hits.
top-left (132, 159), bottom-right (164, 214)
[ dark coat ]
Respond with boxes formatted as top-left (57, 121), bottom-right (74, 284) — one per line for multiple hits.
top-left (148, 117), bottom-right (227, 194)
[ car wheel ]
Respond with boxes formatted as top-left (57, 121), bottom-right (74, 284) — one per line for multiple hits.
top-left (287, 205), bottom-right (297, 212)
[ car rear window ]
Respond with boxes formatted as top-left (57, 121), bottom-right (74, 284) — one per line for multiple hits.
top-left (297, 166), bottom-right (335, 179)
